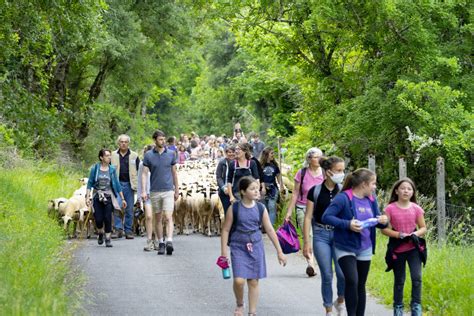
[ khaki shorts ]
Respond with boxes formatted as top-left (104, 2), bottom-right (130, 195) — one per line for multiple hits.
top-left (150, 191), bottom-right (175, 213)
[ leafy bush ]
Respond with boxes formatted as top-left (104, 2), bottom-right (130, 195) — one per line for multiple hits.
top-left (0, 162), bottom-right (84, 315)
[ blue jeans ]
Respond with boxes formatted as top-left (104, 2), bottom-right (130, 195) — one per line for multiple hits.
top-left (264, 190), bottom-right (279, 226)
top-left (313, 226), bottom-right (345, 307)
top-left (115, 182), bottom-right (134, 234)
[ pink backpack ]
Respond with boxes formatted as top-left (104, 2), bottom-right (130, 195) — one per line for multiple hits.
top-left (276, 221), bottom-right (300, 254)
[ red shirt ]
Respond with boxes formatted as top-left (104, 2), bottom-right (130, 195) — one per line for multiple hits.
top-left (385, 202), bottom-right (424, 253)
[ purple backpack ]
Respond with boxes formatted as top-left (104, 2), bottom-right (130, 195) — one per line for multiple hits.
top-left (277, 221), bottom-right (300, 254)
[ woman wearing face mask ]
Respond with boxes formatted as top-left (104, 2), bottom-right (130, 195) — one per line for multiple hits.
top-left (303, 156), bottom-right (346, 316)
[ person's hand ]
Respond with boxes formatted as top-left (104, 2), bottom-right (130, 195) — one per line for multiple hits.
top-left (284, 211), bottom-right (292, 222)
top-left (350, 219), bottom-right (363, 232)
top-left (229, 195), bottom-right (236, 204)
top-left (85, 196), bottom-right (91, 207)
top-left (377, 215), bottom-right (388, 225)
top-left (399, 232), bottom-right (409, 239)
top-left (174, 191), bottom-right (179, 201)
top-left (278, 252), bottom-right (287, 266)
top-left (303, 242), bottom-right (312, 260)
top-left (121, 200), bottom-right (127, 209)
top-left (223, 187), bottom-right (229, 195)
top-left (141, 192), bottom-right (148, 202)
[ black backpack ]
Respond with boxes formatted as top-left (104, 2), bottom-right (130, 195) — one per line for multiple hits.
top-left (227, 201), bottom-right (265, 246)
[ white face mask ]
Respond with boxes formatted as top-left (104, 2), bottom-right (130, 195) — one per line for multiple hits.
top-left (330, 172), bottom-right (345, 184)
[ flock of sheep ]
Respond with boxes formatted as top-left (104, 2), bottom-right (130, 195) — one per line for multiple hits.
top-left (47, 160), bottom-right (295, 239)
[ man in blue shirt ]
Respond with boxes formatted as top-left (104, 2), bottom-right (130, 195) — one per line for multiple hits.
top-left (142, 130), bottom-right (179, 255)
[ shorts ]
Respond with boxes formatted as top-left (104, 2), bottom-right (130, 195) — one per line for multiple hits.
top-left (150, 191), bottom-right (175, 213)
top-left (335, 246), bottom-right (372, 261)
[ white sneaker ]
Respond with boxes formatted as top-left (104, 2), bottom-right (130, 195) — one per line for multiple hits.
top-left (333, 300), bottom-right (346, 316)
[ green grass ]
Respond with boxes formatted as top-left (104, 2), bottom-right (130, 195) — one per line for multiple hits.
top-left (367, 232), bottom-right (474, 315)
top-left (0, 163), bottom-right (84, 315)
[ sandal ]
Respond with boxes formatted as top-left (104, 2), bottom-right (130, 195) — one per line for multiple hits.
top-left (233, 303), bottom-right (244, 316)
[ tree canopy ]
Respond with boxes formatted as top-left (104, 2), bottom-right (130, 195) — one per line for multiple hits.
top-left (0, 0), bottom-right (472, 203)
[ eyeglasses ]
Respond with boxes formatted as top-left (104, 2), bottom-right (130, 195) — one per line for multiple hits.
top-left (235, 148), bottom-right (242, 151)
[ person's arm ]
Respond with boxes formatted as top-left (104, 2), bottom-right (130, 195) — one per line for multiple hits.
top-left (284, 180), bottom-right (300, 221)
top-left (261, 207), bottom-right (287, 266)
top-left (215, 161), bottom-right (225, 189)
top-left (276, 170), bottom-right (285, 192)
top-left (141, 165), bottom-right (150, 201)
top-left (413, 211), bottom-right (427, 237)
top-left (220, 205), bottom-right (234, 259)
top-left (303, 199), bottom-right (314, 260)
top-left (321, 195), bottom-right (360, 232)
top-left (172, 164), bottom-right (179, 201)
top-left (227, 163), bottom-right (236, 202)
top-left (380, 212), bottom-right (402, 238)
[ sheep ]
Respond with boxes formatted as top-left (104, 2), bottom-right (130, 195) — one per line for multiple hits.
top-left (61, 195), bottom-right (86, 237)
top-left (72, 178), bottom-right (88, 197)
top-left (47, 197), bottom-right (68, 219)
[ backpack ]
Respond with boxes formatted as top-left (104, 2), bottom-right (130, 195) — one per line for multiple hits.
top-left (311, 183), bottom-right (342, 224)
top-left (227, 201), bottom-right (265, 246)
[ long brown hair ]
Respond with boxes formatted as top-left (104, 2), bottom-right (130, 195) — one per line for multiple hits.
top-left (388, 178), bottom-right (418, 204)
top-left (341, 168), bottom-right (375, 191)
top-left (259, 146), bottom-right (279, 169)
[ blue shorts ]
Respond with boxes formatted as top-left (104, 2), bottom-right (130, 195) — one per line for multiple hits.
top-left (335, 246), bottom-right (372, 261)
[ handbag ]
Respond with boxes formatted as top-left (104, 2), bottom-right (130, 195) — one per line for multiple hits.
top-left (276, 221), bottom-right (300, 254)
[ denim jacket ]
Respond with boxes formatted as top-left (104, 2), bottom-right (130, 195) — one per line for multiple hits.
top-left (87, 163), bottom-right (123, 196)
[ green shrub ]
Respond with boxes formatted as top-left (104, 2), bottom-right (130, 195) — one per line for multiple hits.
top-left (0, 162), bottom-right (84, 315)
top-left (368, 233), bottom-right (474, 315)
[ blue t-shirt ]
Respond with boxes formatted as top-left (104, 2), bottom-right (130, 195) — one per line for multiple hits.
top-left (353, 196), bottom-right (374, 251)
top-left (143, 148), bottom-right (177, 192)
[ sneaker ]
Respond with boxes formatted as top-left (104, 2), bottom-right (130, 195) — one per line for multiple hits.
top-left (143, 239), bottom-right (154, 252)
top-left (98, 233), bottom-right (104, 245)
top-left (333, 300), bottom-right (346, 316)
top-left (306, 265), bottom-right (317, 277)
top-left (111, 230), bottom-right (123, 239)
top-left (157, 242), bottom-right (166, 255)
top-left (125, 232), bottom-right (134, 240)
top-left (166, 241), bottom-right (174, 255)
top-left (394, 304), bottom-right (404, 316)
top-left (410, 303), bottom-right (422, 316)
top-left (105, 239), bottom-right (113, 247)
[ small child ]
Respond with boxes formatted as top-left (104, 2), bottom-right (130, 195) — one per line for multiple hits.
top-left (221, 176), bottom-right (287, 316)
top-left (177, 144), bottom-right (189, 164)
top-left (382, 178), bottom-right (427, 316)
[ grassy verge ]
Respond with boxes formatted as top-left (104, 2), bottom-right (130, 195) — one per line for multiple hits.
top-left (0, 162), bottom-right (84, 315)
top-left (367, 232), bottom-right (474, 315)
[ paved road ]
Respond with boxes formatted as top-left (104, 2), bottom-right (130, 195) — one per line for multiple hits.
top-left (74, 234), bottom-right (391, 316)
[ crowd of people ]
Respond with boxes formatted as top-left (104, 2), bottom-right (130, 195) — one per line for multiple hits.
top-left (84, 124), bottom-right (427, 316)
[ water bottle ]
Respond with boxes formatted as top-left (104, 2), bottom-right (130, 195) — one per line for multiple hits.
top-left (361, 218), bottom-right (379, 229)
top-left (222, 267), bottom-right (231, 279)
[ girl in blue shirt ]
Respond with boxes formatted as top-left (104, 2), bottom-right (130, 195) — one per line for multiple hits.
top-left (322, 168), bottom-right (388, 316)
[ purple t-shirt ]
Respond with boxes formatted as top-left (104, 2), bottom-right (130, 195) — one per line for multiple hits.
top-left (353, 196), bottom-right (374, 251)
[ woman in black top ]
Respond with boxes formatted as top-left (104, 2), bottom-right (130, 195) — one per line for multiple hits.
top-left (226, 143), bottom-right (260, 204)
top-left (259, 147), bottom-right (285, 225)
top-left (303, 156), bottom-right (347, 316)
top-left (215, 146), bottom-right (235, 215)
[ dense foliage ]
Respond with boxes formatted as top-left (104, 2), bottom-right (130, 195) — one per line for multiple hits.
top-left (1, 1), bottom-right (472, 202)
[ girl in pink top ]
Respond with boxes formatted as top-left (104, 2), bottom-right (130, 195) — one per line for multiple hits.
top-left (284, 147), bottom-right (324, 277)
top-left (382, 178), bottom-right (427, 316)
